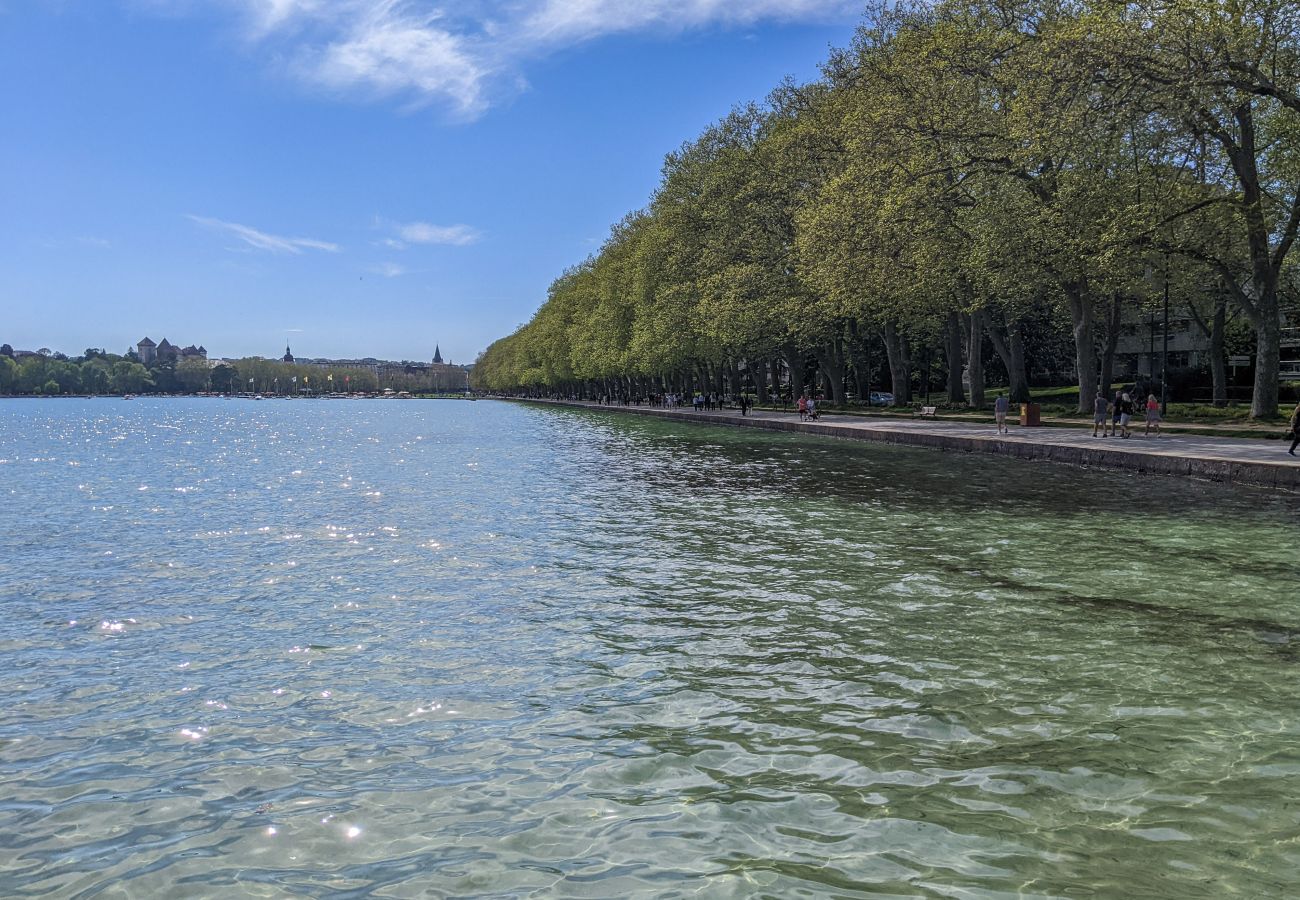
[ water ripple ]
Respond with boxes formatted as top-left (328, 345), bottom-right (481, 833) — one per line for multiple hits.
top-left (1, 398), bottom-right (1298, 897)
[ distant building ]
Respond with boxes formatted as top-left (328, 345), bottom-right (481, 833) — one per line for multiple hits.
top-left (283, 344), bottom-right (294, 363)
top-left (427, 344), bottom-right (469, 391)
top-left (1114, 308), bottom-right (1207, 379)
top-left (137, 336), bottom-right (206, 365)
top-left (1113, 301), bottom-right (1300, 387)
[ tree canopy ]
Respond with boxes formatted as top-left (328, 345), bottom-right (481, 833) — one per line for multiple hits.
top-left (476, 0), bottom-right (1300, 417)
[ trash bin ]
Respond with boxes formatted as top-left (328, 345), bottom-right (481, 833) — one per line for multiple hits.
top-left (1019, 402), bottom-right (1041, 427)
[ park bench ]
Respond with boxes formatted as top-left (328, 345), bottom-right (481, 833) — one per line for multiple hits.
top-left (917, 406), bottom-right (937, 418)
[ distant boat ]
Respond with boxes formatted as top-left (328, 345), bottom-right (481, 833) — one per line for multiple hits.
top-left (123, 394), bottom-right (135, 400)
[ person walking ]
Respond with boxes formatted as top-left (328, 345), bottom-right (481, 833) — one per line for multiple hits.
top-left (1144, 393), bottom-right (1161, 436)
top-left (1118, 392), bottom-right (1134, 438)
top-left (1289, 401), bottom-right (1300, 456)
top-left (807, 396), bottom-right (817, 420)
top-left (994, 394), bottom-right (1010, 434)
top-left (1111, 389), bottom-right (1123, 437)
top-left (797, 394), bottom-right (808, 421)
top-left (1093, 392), bottom-right (1110, 437)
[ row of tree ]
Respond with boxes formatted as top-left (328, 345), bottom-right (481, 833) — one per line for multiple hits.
top-left (0, 348), bottom-right (384, 396)
top-left (474, 0), bottom-right (1300, 417)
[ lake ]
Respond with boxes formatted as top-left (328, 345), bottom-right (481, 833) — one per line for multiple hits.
top-left (1, 397), bottom-right (1298, 897)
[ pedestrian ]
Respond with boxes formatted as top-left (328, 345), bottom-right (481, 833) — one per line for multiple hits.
top-left (1118, 392), bottom-right (1133, 438)
top-left (1111, 389), bottom-right (1123, 436)
top-left (1289, 401), bottom-right (1300, 456)
top-left (994, 394), bottom-right (1010, 434)
top-left (807, 396), bottom-right (817, 420)
top-left (1093, 391), bottom-right (1110, 437)
top-left (1144, 393), bottom-right (1161, 436)
top-left (797, 394), bottom-right (808, 421)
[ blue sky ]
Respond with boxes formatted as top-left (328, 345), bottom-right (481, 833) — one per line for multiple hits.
top-left (0, 1), bottom-right (859, 363)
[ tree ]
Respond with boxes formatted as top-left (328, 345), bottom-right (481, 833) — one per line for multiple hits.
top-left (1110, 0), bottom-right (1300, 416)
top-left (211, 363), bottom-right (238, 393)
top-left (175, 357), bottom-right (212, 393)
top-left (109, 361), bottom-right (152, 393)
top-left (0, 355), bottom-right (17, 392)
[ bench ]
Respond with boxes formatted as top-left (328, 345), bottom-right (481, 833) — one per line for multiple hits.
top-left (917, 406), bottom-right (937, 418)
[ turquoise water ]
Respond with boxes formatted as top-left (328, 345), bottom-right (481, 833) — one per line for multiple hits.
top-left (1, 397), bottom-right (1298, 898)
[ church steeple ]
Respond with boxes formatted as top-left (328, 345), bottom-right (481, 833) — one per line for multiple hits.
top-left (433, 345), bottom-right (443, 364)
top-left (283, 344), bottom-right (294, 363)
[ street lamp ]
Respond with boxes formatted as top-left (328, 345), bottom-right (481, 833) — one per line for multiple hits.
top-left (1161, 250), bottom-right (1170, 416)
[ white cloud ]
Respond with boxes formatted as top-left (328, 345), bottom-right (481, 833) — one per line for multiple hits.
top-left (397, 221), bottom-right (481, 246)
top-left (301, 2), bottom-right (487, 115)
top-left (187, 214), bottom-right (340, 253)
top-left (164, 1), bottom-right (856, 117)
top-left (521, 0), bottom-right (859, 45)
top-left (371, 261), bottom-right (407, 277)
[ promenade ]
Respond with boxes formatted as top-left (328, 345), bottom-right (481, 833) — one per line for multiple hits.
top-left (518, 399), bottom-right (1300, 491)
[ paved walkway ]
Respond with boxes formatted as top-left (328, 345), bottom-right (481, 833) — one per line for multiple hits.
top-left (516, 399), bottom-right (1300, 491)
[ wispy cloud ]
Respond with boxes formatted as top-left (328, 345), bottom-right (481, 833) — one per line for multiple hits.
top-left (371, 261), bottom-right (407, 277)
top-left (161, 1), bottom-right (857, 117)
top-left (302, 2), bottom-right (488, 115)
top-left (77, 236), bottom-right (113, 248)
top-left (187, 214), bottom-right (340, 254)
top-left (397, 220), bottom-right (481, 246)
top-left (520, 1), bottom-right (860, 45)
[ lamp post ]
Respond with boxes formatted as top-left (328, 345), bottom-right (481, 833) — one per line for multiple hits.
top-left (1161, 250), bottom-right (1170, 415)
top-left (922, 346), bottom-right (931, 405)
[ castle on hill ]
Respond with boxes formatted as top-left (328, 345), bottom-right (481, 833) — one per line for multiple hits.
top-left (137, 337), bottom-right (206, 365)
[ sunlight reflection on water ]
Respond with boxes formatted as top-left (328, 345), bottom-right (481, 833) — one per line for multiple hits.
top-left (1, 397), bottom-right (1298, 898)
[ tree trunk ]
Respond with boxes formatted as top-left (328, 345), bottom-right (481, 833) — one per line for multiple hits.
top-left (1099, 292), bottom-right (1121, 402)
top-left (1253, 312), bottom-right (1281, 418)
top-left (1224, 100), bottom-right (1281, 417)
top-left (754, 358), bottom-right (770, 404)
top-left (987, 314), bottom-right (1031, 403)
top-left (1210, 297), bottom-right (1227, 407)
top-left (1066, 282), bottom-right (1097, 415)
top-left (815, 337), bottom-right (848, 406)
top-left (883, 321), bottom-right (910, 406)
top-left (784, 342), bottom-right (806, 401)
top-left (966, 310), bottom-right (985, 408)
top-left (945, 311), bottom-right (965, 404)
top-left (846, 319), bottom-right (872, 401)
top-left (771, 357), bottom-right (783, 404)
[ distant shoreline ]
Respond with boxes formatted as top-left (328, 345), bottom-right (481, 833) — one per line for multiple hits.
top-left (0, 393), bottom-right (477, 401)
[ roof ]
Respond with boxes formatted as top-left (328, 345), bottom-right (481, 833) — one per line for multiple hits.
top-left (137, 337), bottom-right (156, 347)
